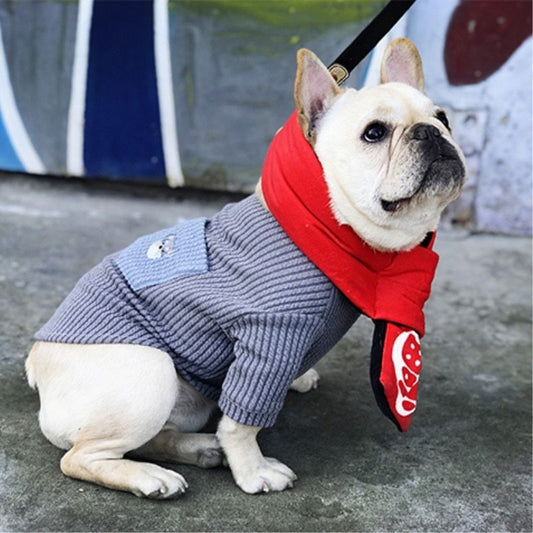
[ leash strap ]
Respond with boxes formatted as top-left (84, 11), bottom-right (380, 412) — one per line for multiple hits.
top-left (328, 0), bottom-right (417, 84)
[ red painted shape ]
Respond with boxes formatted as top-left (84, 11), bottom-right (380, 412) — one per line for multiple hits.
top-left (445, 0), bottom-right (532, 86)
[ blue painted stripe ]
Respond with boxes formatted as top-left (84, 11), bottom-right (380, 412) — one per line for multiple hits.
top-left (84, 0), bottom-right (165, 180)
top-left (0, 108), bottom-right (24, 172)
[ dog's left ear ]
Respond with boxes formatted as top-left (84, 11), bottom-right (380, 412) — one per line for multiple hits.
top-left (380, 38), bottom-right (425, 92)
top-left (294, 48), bottom-right (341, 143)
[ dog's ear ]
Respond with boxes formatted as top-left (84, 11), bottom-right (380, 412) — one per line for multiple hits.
top-left (294, 48), bottom-right (341, 143)
top-left (380, 38), bottom-right (424, 92)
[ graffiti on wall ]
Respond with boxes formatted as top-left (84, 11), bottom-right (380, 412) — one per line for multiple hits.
top-left (444, 0), bottom-right (531, 85)
top-left (1, 0), bottom-right (530, 234)
top-left (416, 0), bottom-right (532, 235)
top-left (0, 0), bottom-right (380, 188)
top-left (0, 26), bottom-right (45, 175)
top-left (0, 0), bottom-right (183, 184)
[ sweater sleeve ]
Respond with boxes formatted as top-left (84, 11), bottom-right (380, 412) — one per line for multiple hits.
top-left (219, 312), bottom-right (323, 428)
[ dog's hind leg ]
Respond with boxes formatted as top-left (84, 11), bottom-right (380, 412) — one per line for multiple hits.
top-left (132, 425), bottom-right (223, 468)
top-left (60, 435), bottom-right (188, 499)
top-left (27, 342), bottom-right (188, 498)
top-left (132, 375), bottom-right (223, 468)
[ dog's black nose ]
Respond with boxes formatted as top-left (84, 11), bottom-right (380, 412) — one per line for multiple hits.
top-left (412, 124), bottom-right (441, 141)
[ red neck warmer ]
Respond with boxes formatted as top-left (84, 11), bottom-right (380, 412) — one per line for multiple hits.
top-left (261, 111), bottom-right (439, 431)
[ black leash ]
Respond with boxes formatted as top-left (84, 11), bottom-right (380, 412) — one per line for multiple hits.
top-left (328, 0), bottom-right (417, 84)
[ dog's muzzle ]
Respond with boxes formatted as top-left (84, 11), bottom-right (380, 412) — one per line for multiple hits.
top-left (380, 124), bottom-right (465, 213)
top-left (416, 127), bottom-right (465, 193)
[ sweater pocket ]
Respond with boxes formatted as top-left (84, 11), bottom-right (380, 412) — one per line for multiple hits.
top-left (115, 217), bottom-right (208, 291)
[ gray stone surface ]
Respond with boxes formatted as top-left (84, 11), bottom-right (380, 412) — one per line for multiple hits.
top-left (0, 175), bottom-right (531, 532)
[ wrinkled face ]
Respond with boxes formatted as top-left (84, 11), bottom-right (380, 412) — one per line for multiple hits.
top-left (314, 83), bottom-right (466, 251)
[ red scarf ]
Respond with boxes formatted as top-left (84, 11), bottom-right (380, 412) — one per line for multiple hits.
top-left (261, 111), bottom-right (439, 431)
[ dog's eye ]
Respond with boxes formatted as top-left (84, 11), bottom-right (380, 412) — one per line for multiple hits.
top-left (436, 110), bottom-right (451, 131)
top-left (363, 122), bottom-right (388, 143)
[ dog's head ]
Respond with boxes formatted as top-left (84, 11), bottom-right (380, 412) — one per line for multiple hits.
top-left (295, 38), bottom-right (466, 251)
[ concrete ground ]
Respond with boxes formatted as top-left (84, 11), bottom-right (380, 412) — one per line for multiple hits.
top-left (0, 174), bottom-right (531, 532)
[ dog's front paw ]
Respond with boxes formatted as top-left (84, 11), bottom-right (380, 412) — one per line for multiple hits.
top-left (235, 457), bottom-right (297, 494)
top-left (290, 368), bottom-right (320, 393)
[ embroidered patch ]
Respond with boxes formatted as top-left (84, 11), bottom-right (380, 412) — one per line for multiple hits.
top-left (115, 217), bottom-right (208, 291)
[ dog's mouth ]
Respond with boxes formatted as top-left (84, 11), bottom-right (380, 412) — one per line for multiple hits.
top-left (380, 185), bottom-right (423, 213)
top-left (380, 156), bottom-right (465, 213)
top-left (380, 196), bottom-right (411, 213)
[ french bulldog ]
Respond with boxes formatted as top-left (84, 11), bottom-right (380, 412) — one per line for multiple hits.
top-left (26, 38), bottom-right (465, 498)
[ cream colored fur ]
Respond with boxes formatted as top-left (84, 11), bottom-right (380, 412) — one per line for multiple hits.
top-left (26, 341), bottom-right (315, 497)
top-left (287, 38), bottom-right (465, 252)
top-left (26, 39), bottom-right (465, 498)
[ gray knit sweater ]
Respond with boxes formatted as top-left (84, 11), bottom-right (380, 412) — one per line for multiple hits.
top-left (36, 196), bottom-right (360, 427)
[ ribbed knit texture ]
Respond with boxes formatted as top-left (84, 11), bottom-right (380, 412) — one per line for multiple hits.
top-left (36, 196), bottom-right (360, 427)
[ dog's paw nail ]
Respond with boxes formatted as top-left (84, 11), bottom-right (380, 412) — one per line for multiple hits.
top-left (147, 487), bottom-right (168, 499)
top-left (262, 482), bottom-right (270, 493)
